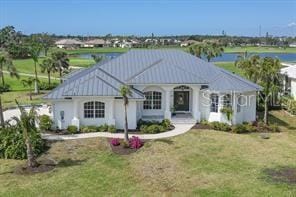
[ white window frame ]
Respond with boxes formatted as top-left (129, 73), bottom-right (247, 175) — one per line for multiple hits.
top-left (84, 101), bottom-right (105, 119)
top-left (143, 91), bottom-right (162, 110)
top-left (210, 94), bottom-right (219, 113)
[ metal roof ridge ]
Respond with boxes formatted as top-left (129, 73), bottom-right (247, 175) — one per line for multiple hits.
top-left (126, 59), bottom-right (163, 82)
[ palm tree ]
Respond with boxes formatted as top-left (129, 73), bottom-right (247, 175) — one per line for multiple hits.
top-left (258, 57), bottom-right (282, 124)
top-left (203, 43), bottom-right (224, 62)
top-left (120, 85), bottom-right (132, 143)
top-left (13, 100), bottom-right (39, 168)
top-left (0, 51), bottom-right (19, 86)
top-left (22, 77), bottom-right (38, 100)
top-left (40, 58), bottom-right (56, 85)
top-left (28, 41), bottom-right (42, 94)
top-left (235, 51), bottom-right (261, 83)
top-left (189, 44), bottom-right (204, 58)
top-left (51, 51), bottom-right (69, 83)
top-left (91, 54), bottom-right (104, 63)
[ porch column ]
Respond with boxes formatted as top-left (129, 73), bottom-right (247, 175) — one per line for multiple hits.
top-left (71, 99), bottom-right (80, 130)
top-left (164, 87), bottom-right (172, 120)
top-left (232, 93), bottom-right (237, 125)
top-left (192, 86), bottom-right (201, 122)
top-left (108, 99), bottom-right (116, 125)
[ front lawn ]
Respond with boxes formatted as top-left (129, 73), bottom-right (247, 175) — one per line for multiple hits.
top-left (0, 110), bottom-right (295, 196)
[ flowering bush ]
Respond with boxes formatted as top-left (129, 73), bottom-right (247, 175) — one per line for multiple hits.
top-left (129, 136), bottom-right (143, 149)
top-left (110, 138), bottom-right (120, 146)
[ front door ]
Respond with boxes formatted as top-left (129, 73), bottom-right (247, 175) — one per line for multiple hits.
top-left (174, 91), bottom-right (189, 111)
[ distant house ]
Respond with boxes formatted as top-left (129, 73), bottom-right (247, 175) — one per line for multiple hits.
top-left (289, 42), bottom-right (296, 48)
top-left (45, 49), bottom-right (261, 130)
top-left (180, 40), bottom-right (199, 47)
top-left (281, 63), bottom-right (296, 99)
top-left (55, 39), bottom-right (83, 49)
top-left (82, 39), bottom-right (111, 48)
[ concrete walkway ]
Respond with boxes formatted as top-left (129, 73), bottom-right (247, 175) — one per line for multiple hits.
top-left (42, 123), bottom-right (194, 141)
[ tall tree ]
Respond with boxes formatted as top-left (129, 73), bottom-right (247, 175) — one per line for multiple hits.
top-left (189, 44), bottom-right (204, 58)
top-left (51, 51), bottom-right (69, 83)
top-left (235, 51), bottom-right (261, 83)
top-left (40, 33), bottom-right (54, 56)
top-left (258, 57), bottom-right (282, 124)
top-left (0, 51), bottom-right (19, 86)
top-left (21, 77), bottom-right (38, 100)
top-left (203, 43), bottom-right (224, 62)
top-left (28, 39), bottom-right (42, 94)
top-left (40, 58), bottom-right (56, 85)
top-left (13, 101), bottom-right (39, 168)
top-left (120, 85), bottom-right (132, 143)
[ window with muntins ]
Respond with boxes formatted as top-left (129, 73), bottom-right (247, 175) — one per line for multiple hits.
top-left (84, 101), bottom-right (105, 118)
top-left (222, 94), bottom-right (232, 107)
top-left (210, 94), bottom-right (219, 112)
top-left (143, 91), bottom-right (162, 110)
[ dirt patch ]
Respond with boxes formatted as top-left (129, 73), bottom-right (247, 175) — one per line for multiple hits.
top-left (14, 159), bottom-right (56, 175)
top-left (263, 166), bottom-right (296, 184)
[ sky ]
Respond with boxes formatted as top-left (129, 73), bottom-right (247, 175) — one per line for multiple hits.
top-left (0, 0), bottom-right (295, 37)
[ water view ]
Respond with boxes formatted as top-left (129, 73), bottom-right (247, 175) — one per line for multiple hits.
top-left (78, 52), bottom-right (296, 62)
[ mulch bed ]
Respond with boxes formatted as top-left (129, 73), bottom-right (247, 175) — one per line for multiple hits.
top-left (14, 159), bottom-right (56, 175)
top-left (263, 167), bottom-right (296, 184)
top-left (107, 138), bottom-right (146, 155)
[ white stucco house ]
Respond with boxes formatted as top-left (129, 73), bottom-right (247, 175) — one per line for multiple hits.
top-left (281, 63), bottom-right (296, 99)
top-left (44, 50), bottom-right (261, 130)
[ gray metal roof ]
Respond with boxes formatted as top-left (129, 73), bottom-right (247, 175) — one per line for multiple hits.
top-left (45, 49), bottom-right (261, 99)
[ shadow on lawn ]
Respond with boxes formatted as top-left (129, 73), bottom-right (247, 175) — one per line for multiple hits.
top-left (268, 113), bottom-right (296, 130)
top-left (57, 159), bottom-right (87, 168)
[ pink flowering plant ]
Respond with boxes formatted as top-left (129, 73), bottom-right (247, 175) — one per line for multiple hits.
top-left (129, 136), bottom-right (143, 149)
top-left (110, 138), bottom-right (120, 146)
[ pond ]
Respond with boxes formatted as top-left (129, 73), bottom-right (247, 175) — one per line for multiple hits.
top-left (77, 52), bottom-right (296, 62)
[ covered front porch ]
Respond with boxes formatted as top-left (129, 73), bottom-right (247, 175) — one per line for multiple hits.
top-left (137, 85), bottom-right (201, 123)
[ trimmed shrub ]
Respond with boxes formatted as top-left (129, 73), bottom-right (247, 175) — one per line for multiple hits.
top-left (0, 125), bottom-right (44, 159)
top-left (161, 119), bottom-right (171, 130)
top-left (108, 125), bottom-right (117, 133)
top-left (110, 138), bottom-right (120, 146)
top-left (67, 125), bottom-right (78, 134)
top-left (210, 121), bottom-right (231, 132)
top-left (232, 124), bottom-right (249, 134)
top-left (39, 115), bottom-right (53, 131)
top-left (129, 136), bottom-right (143, 149)
top-left (140, 124), bottom-right (166, 134)
top-left (80, 125), bottom-right (97, 133)
top-left (99, 124), bottom-right (109, 132)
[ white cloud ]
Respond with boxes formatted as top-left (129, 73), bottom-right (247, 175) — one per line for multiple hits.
top-left (287, 22), bottom-right (296, 27)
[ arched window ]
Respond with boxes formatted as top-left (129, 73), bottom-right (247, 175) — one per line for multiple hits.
top-left (143, 91), bottom-right (162, 110)
top-left (84, 101), bottom-right (105, 118)
top-left (210, 94), bottom-right (219, 112)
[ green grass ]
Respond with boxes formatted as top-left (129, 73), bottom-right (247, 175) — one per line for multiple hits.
top-left (0, 111), bottom-right (295, 196)
top-left (224, 46), bottom-right (296, 53)
top-left (1, 91), bottom-right (49, 109)
top-left (214, 61), bottom-right (244, 76)
top-left (13, 57), bottom-right (95, 75)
